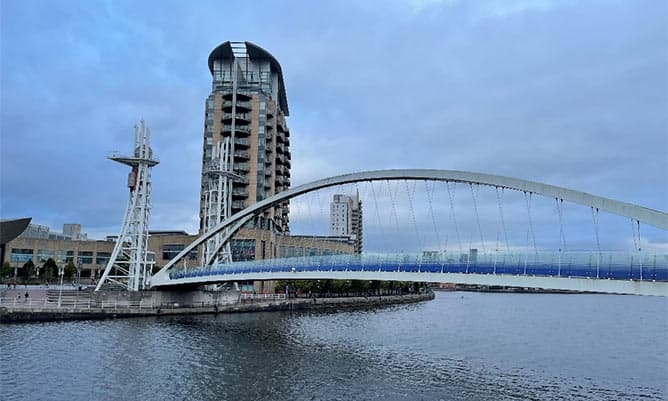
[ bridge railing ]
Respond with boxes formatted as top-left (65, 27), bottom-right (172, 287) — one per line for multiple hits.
top-left (168, 251), bottom-right (668, 282)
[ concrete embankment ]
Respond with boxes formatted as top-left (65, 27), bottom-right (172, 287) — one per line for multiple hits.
top-left (0, 291), bottom-right (434, 323)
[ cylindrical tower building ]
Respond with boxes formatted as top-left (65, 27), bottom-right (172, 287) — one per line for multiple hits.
top-left (200, 41), bottom-right (291, 264)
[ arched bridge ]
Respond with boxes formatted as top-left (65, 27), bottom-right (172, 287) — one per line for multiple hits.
top-left (150, 169), bottom-right (668, 296)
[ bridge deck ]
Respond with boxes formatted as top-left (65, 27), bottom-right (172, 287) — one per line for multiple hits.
top-left (152, 253), bottom-right (668, 296)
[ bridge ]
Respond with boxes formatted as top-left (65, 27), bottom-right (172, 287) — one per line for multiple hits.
top-left (150, 169), bottom-right (668, 296)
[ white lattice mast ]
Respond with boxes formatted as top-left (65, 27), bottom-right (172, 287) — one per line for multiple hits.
top-left (202, 140), bottom-right (233, 266)
top-left (95, 120), bottom-right (159, 291)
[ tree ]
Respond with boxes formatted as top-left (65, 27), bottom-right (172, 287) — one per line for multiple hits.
top-left (0, 261), bottom-right (11, 278)
top-left (22, 260), bottom-right (35, 281)
top-left (42, 258), bottom-right (57, 281)
top-left (64, 261), bottom-right (77, 279)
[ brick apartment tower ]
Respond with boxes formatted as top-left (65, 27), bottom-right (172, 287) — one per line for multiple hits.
top-left (200, 41), bottom-right (291, 263)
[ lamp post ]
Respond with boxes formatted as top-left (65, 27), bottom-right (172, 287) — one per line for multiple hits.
top-left (58, 265), bottom-right (64, 307)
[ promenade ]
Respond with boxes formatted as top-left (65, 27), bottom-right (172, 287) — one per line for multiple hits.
top-left (0, 287), bottom-right (434, 323)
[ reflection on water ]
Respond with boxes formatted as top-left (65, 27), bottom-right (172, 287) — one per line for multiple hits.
top-left (1, 292), bottom-right (666, 401)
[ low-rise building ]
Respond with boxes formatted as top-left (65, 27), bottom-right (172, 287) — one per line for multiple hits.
top-left (2, 222), bottom-right (355, 292)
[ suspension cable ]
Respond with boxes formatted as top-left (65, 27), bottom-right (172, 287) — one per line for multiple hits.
top-left (446, 181), bottom-right (463, 255)
top-left (424, 180), bottom-right (443, 252)
top-left (636, 219), bottom-right (643, 280)
top-left (556, 198), bottom-right (566, 252)
top-left (591, 207), bottom-right (601, 278)
top-left (524, 191), bottom-right (538, 253)
top-left (470, 183), bottom-right (485, 254)
top-left (387, 180), bottom-right (403, 269)
top-left (369, 181), bottom-right (388, 270)
top-left (555, 198), bottom-right (566, 276)
top-left (495, 187), bottom-right (510, 252)
top-left (404, 180), bottom-right (423, 262)
top-left (314, 186), bottom-right (326, 271)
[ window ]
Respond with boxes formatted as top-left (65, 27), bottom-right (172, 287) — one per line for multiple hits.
top-left (231, 239), bottom-right (255, 261)
top-left (96, 252), bottom-right (111, 265)
top-left (162, 245), bottom-right (197, 261)
top-left (10, 249), bottom-right (33, 263)
top-left (77, 251), bottom-right (94, 265)
top-left (37, 249), bottom-right (55, 263)
top-left (163, 244), bottom-right (183, 260)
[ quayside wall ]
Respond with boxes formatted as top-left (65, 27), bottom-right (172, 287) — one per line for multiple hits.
top-left (0, 290), bottom-right (434, 323)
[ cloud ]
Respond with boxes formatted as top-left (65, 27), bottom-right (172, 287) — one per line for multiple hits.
top-left (1, 0), bottom-right (665, 252)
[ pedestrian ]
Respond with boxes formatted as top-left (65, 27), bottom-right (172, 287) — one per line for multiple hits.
top-left (24, 292), bottom-right (29, 300)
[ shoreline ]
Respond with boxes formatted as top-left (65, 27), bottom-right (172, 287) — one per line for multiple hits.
top-left (0, 291), bottom-right (434, 323)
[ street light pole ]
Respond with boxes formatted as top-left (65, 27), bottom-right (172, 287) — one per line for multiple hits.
top-left (58, 265), bottom-right (64, 307)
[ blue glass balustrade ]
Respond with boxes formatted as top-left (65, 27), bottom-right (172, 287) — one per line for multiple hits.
top-left (168, 251), bottom-right (668, 282)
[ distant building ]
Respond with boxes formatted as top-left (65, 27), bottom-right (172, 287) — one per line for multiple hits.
top-left (2, 223), bottom-right (354, 288)
top-left (20, 223), bottom-right (88, 241)
top-left (3, 226), bottom-right (200, 280)
top-left (329, 192), bottom-right (363, 253)
top-left (62, 224), bottom-right (87, 240)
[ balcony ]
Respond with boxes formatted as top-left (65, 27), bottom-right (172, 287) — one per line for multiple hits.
top-left (274, 175), bottom-right (286, 185)
top-left (277, 119), bottom-right (287, 133)
top-left (223, 100), bottom-right (251, 111)
top-left (234, 137), bottom-right (250, 148)
top-left (223, 125), bottom-right (250, 133)
top-left (265, 132), bottom-right (273, 141)
top-left (232, 200), bottom-right (246, 210)
top-left (234, 150), bottom-right (249, 160)
top-left (233, 163), bottom-right (249, 173)
top-left (276, 133), bottom-right (285, 143)
top-left (222, 113), bottom-right (250, 123)
top-left (223, 92), bottom-right (251, 101)
top-left (232, 188), bottom-right (248, 198)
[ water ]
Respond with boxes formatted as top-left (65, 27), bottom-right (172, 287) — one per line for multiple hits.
top-left (1, 292), bottom-right (666, 401)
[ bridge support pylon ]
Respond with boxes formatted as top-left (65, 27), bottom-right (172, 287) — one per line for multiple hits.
top-left (95, 121), bottom-right (159, 291)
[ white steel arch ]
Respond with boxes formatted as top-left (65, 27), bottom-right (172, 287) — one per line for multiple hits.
top-left (152, 169), bottom-right (668, 284)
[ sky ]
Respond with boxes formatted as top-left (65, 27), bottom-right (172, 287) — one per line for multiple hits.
top-left (1, 0), bottom-right (666, 250)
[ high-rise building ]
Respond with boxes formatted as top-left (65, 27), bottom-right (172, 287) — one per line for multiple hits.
top-left (200, 41), bottom-right (292, 263)
top-left (329, 192), bottom-right (363, 253)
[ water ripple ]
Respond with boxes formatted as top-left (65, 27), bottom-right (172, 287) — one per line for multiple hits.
top-left (0, 292), bottom-right (665, 401)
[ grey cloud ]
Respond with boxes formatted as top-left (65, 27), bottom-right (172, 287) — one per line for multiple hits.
top-left (1, 0), bottom-right (665, 249)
